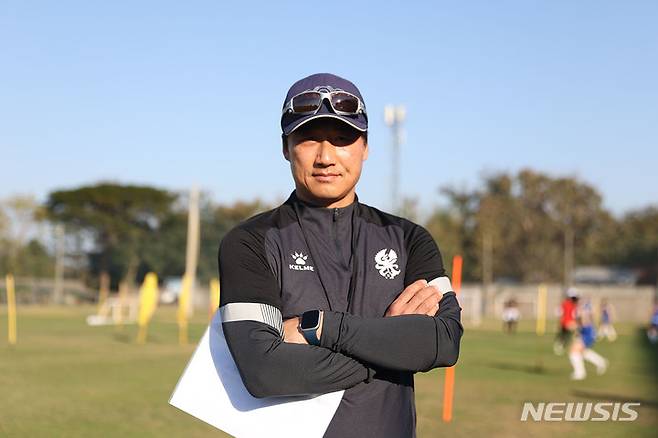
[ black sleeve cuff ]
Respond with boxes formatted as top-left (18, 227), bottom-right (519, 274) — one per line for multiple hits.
top-left (320, 310), bottom-right (344, 351)
top-left (321, 311), bottom-right (376, 384)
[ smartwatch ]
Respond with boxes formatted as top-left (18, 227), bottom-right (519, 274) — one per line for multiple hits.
top-left (300, 310), bottom-right (322, 346)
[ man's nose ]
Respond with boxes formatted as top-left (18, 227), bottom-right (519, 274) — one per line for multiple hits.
top-left (315, 140), bottom-right (336, 166)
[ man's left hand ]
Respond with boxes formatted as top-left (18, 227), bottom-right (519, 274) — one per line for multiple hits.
top-left (283, 317), bottom-right (306, 344)
top-left (283, 316), bottom-right (324, 344)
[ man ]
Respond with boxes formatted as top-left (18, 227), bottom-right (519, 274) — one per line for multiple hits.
top-left (502, 298), bottom-right (520, 334)
top-left (218, 73), bottom-right (463, 437)
top-left (553, 287), bottom-right (578, 356)
top-left (597, 298), bottom-right (617, 342)
top-left (576, 297), bottom-right (608, 378)
top-left (648, 302), bottom-right (658, 344)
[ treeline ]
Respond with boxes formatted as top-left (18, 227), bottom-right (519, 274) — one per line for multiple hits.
top-left (0, 168), bottom-right (656, 289)
top-left (0, 187), bottom-right (268, 289)
top-left (424, 169), bottom-right (657, 284)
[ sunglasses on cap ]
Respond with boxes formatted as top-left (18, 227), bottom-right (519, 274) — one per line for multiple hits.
top-left (282, 86), bottom-right (367, 117)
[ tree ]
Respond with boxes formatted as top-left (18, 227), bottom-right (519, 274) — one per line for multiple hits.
top-left (0, 195), bottom-right (48, 276)
top-left (475, 173), bottom-right (519, 284)
top-left (424, 209), bottom-right (463, 276)
top-left (432, 186), bottom-right (479, 280)
top-left (46, 183), bottom-right (176, 288)
top-left (198, 199), bottom-right (271, 282)
top-left (431, 169), bottom-right (611, 283)
top-left (615, 207), bottom-right (658, 283)
top-left (545, 175), bottom-right (606, 285)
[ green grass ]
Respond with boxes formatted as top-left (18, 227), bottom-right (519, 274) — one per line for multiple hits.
top-left (0, 307), bottom-right (656, 437)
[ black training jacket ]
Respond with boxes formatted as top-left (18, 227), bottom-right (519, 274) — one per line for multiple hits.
top-left (218, 191), bottom-right (463, 438)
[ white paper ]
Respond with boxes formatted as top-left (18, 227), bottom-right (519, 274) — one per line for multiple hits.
top-left (169, 311), bottom-right (344, 438)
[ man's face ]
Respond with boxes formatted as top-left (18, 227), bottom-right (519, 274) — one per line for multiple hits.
top-left (283, 118), bottom-right (368, 207)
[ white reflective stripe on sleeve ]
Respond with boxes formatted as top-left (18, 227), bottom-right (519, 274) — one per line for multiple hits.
top-left (429, 276), bottom-right (453, 293)
top-left (220, 302), bottom-right (283, 336)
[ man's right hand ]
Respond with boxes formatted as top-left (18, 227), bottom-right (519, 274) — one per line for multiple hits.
top-left (385, 279), bottom-right (443, 317)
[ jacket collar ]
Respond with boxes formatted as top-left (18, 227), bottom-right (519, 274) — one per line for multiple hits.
top-left (285, 190), bottom-right (360, 212)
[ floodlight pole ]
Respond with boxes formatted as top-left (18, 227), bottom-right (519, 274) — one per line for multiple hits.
top-left (184, 186), bottom-right (200, 316)
top-left (53, 224), bottom-right (65, 304)
top-left (384, 105), bottom-right (406, 214)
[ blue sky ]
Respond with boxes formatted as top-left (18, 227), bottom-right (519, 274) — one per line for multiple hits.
top-left (1, 1), bottom-right (656, 216)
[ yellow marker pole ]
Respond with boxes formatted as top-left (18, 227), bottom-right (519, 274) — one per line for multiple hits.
top-left (177, 275), bottom-right (191, 345)
top-left (136, 273), bottom-right (159, 344)
top-left (209, 278), bottom-right (220, 322)
top-left (116, 281), bottom-right (128, 330)
top-left (97, 271), bottom-right (110, 315)
top-left (6, 274), bottom-right (17, 346)
top-left (536, 284), bottom-right (547, 336)
top-left (442, 255), bottom-right (462, 423)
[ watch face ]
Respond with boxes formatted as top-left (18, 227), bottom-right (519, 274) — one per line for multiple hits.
top-left (301, 311), bottom-right (320, 330)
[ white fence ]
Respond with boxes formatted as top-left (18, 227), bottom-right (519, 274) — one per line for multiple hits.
top-left (458, 283), bottom-right (655, 325)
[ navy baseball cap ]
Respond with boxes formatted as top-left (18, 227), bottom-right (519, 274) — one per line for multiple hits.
top-left (281, 73), bottom-right (368, 136)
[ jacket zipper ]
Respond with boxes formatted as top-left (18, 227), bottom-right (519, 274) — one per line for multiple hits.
top-left (333, 208), bottom-right (342, 266)
top-left (335, 207), bottom-right (358, 313)
top-left (346, 209), bottom-right (358, 314)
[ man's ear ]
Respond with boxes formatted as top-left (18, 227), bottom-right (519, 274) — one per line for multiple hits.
top-left (282, 134), bottom-right (290, 162)
top-left (362, 140), bottom-right (369, 162)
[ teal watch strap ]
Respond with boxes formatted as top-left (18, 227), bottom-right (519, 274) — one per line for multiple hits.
top-left (301, 326), bottom-right (321, 346)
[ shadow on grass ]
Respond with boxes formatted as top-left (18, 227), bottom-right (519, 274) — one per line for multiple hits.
top-left (113, 332), bottom-right (133, 343)
top-left (112, 332), bottom-right (168, 344)
top-left (571, 328), bottom-right (658, 410)
top-left (111, 325), bottom-right (173, 344)
top-left (638, 326), bottom-right (658, 366)
top-left (570, 389), bottom-right (658, 409)
top-left (485, 361), bottom-right (550, 375)
top-left (637, 326), bottom-right (658, 391)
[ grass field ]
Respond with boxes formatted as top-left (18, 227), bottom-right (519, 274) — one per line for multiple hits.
top-left (1, 306), bottom-right (656, 437)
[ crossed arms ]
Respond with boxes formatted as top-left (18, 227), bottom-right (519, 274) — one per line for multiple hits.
top-left (218, 226), bottom-right (463, 399)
